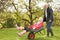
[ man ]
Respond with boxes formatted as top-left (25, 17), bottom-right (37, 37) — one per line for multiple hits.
top-left (43, 4), bottom-right (54, 37)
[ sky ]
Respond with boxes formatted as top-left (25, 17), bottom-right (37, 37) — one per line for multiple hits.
top-left (8, 0), bottom-right (60, 12)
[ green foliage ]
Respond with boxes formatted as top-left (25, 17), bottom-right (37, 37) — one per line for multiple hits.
top-left (53, 12), bottom-right (60, 26)
top-left (5, 18), bottom-right (14, 28)
top-left (0, 12), bottom-right (12, 28)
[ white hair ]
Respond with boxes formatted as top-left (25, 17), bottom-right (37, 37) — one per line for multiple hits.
top-left (39, 17), bottom-right (43, 21)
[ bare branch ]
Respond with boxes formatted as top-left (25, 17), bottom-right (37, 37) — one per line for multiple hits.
top-left (12, 2), bottom-right (18, 12)
top-left (22, 18), bottom-right (30, 24)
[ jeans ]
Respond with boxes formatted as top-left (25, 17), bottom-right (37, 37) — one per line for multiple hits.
top-left (46, 22), bottom-right (53, 36)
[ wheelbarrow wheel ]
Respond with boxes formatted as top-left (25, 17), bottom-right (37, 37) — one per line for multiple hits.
top-left (28, 32), bottom-right (35, 40)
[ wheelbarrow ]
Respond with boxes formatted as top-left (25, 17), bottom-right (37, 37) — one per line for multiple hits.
top-left (27, 27), bottom-right (45, 40)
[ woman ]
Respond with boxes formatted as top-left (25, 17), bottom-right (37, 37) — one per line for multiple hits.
top-left (15, 17), bottom-right (43, 37)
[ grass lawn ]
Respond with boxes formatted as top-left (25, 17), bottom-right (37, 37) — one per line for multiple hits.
top-left (0, 26), bottom-right (60, 40)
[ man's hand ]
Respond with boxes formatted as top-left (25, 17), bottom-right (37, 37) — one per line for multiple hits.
top-left (49, 20), bottom-right (51, 22)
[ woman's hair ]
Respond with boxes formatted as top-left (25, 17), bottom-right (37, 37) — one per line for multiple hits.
top-left (39, 17), bottom-right (43, 21)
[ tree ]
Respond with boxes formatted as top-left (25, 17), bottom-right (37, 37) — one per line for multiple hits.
top-left (21, 0), bottom-right (43, 25)
top-left (45, 0), bottom-right (53, 3)
top-left (0, 0), bottom-right (12, 12)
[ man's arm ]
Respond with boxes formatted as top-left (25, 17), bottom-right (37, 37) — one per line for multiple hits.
top-left (49, 8), bottom-right (53, 22)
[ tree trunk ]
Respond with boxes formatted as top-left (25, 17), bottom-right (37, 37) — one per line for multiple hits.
top-left (29, 0), bottom-right (33, 25)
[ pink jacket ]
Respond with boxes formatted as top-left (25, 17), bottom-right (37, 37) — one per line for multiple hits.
top-left (29, 21), bottom-right (43, 30)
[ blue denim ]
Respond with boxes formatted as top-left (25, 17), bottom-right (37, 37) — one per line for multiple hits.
top-left (46, 22), bottom-right (53, 36)
top-left (46, 22), bottom-right (52, 31)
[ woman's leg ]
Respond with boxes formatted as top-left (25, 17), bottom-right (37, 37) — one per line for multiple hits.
top-left (17, 30), bottom-right (27, 37)
top-left (15, 24), bottom-right (24, 30)
top-left (15, 24), bottom-right (27, 36)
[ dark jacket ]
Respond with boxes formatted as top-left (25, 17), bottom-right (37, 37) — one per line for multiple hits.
top-left (43, 7), bottom-right (53, 22)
